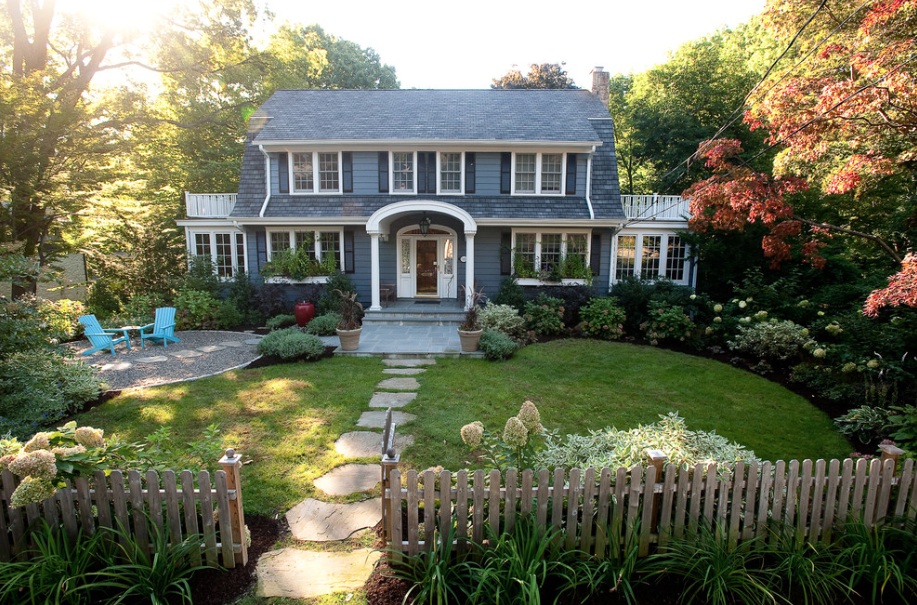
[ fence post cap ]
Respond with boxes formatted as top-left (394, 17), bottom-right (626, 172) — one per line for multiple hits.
top-left (645, 449), bottom-right (667, 461)
top-left (219, 449), bottom-right (240, 464)
top-left (879, 443), bottom-right (905, 457)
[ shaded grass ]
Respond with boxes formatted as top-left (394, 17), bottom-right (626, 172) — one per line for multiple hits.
top-left (401, 340), bottom-right (852, 471)
top-left (73, 358), bottom-right (383, 517)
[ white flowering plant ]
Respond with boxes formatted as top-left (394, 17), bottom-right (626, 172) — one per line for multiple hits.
top-left (459, 401), bottom-right (550, 470)
top-left (0, 421), bottom-right (137, 507)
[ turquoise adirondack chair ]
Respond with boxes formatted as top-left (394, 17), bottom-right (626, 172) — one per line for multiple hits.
top-left (78, 315), bottom-right (131, 355)
top-left (139, 307), bottom-right (179, 349)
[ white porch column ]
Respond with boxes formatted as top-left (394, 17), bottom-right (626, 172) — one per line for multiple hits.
top-left (464, 232), bottom-right (475, 309)
top-left (369, 233), bottom-right (382, 311)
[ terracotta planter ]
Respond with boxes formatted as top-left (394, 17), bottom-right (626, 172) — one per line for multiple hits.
top-left (336, 327), bottom-right (362, 351)
top-left (458, 329), bottom-right (483, 353)
top-left (294, 301), bottom-right (316, 327)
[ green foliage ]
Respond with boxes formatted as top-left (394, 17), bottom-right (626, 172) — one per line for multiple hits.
top-left (491, 62), bottom-right (578, 89)
top-left (765, 523), bottom-right (850, 605)
top-left (535, 413), bottom-right (760, 472)
top-left (139, 423), bottom-right (224, 475)
top-left (729, 319), bottom-right (812, 361)
top-left (479, 302), bottom-right (527, 342)
top-left (180, 256), bottom-right (221, 294)
top-left (223, 270), bottom-right (261, 325)
top-left (479, 329), bottom-right (519, 361)
top-left (334, 288), bottom-right (363, 330)
top-left (305, 312), bottom-right (341, 336)
top-left (491, 277), bottom-right (525, 313)
top-left (460, 401), bottom-right (546, 470)
top-left (33, 298), bottom-right (85, 342)
top-left (316, 272), bottom-right (357, 315)
top-left (215, 298), bottom-right (245, 329)
top-left (579, 296), bottom-right (627, 340)
top-left (886, 404), bottom-right (917, 452)
top-left (251, 283), bottom-right (289, 319)
top-left (0, 352), bottom-right (102, 439)
top-left (257, 328), bottom-right (326, 360)
top-left (0, 296), bottom-right (61, 355)
top-left (610, 276), bottom-right (657, 332)
top-left (173, 287), bottom-right (220, 330)
top-left (523, 294), bottom-right (565, 336)
top-left (266, 314), bottom-right (296, 330)
top-left (834, 406), bottom-right (893, 445)
top-left (117, 294), bottom-right (166, 326)
top-left (260, 247), bottom-right (337, 280)
top-left (837, 519), bottom-right (917, 604)
top-left (645, 525), bottom-right (775, 605)
top-left (640, 301), bottom-right (694, 345)
top-left (388, 523), bottom-right (477, 605)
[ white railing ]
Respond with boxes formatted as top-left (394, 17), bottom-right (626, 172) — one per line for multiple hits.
top-left (621, 194), bottom-right (690, 222)
top-left (185, 192), bottom-right (237, 218)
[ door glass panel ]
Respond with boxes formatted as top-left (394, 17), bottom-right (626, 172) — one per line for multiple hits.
top-left (443, 239), bottom-right (454, 275)
top-left (401, 239), bottom-right (411, 274)
top-left (416, 240), bottom-right (437, 295)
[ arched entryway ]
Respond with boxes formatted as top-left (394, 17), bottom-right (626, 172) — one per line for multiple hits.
top-left (366, 200), bottom-right (478, 311)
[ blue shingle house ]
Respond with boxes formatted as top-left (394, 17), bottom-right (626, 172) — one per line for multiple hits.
top-left (178, 68), bottom-right (693, 311)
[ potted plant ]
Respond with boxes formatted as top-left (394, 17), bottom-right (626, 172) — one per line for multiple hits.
top-left (458, 286), bottom-right (485, 353)
top-left (334, 288), bottom-right (364, 351)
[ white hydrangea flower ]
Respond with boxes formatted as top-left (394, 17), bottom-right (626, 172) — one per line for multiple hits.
top-left (8, 450), bottom-right (57, 480)
top-left (10, 476), bottom-right (57, 508)
top-left (23, 432), bottom-right (51, 453)
top-left (517, 401), bottom-right (543, 434)
top-left (460, 421), bottom-right (484, 448)
top-left (502, 417), bottom-right (528, 449)
top-left (74, 427), bottom-right (104, 449)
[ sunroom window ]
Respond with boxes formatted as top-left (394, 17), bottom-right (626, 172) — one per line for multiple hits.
top-left (613, 234), bottom-right (690, 285)
top-left (190, 231), bottom-right (246, 278)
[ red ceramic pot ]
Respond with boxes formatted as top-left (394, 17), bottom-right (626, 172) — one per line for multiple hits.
top-left (294, 301), bottom-right (315, 327)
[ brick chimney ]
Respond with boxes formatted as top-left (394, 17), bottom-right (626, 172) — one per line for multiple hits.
top-left (590, 66), bottom-right (609, 106)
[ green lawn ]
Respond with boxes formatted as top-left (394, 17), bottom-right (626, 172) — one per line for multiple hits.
top-left (400, 340), bottom-right (852, 470)
top-left (72, 340), bottom-right (851, 518)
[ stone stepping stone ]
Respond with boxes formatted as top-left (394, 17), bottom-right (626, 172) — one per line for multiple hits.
top-left (376, 377), bottom-right (420, 391)
top-left (170, 349), bottom-right (203, 358)
top-left (244, 338), bottom-right (263, 345)
top-left (335, 431), bottom-right (414, 458)
top-left (197, 345), bottom-right (226, 353)
top-left (382, 358), bottom-right (436, 367)
top-left (135, 356), bottom-right (169, 364)
top-left (368, 392), bottom-right (416, 408)
top-left (358, 411), bottom-right (416, 428)
top-left (100, 361), bottom-right (133, 371)
top-left (285, 498), bottom-right (382, 541)
top-left (314, 464), bottom-right (380, 496)
top-left (218, 341), bottom-right (245, 347)
top-left (257, 548), bottom-right (381, 599)
top-left (383, 368), bottom-right (426, 375)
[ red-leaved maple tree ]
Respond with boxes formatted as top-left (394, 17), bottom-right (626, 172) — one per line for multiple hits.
top-left (865, 253), bottom-right (917, 316)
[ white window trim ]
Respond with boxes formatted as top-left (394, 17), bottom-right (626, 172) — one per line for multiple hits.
top-left (289, 151), bottom-right (343, 195)
top-left (611, 233), bottom-right (691, 286)
top-left (436, 151), bottom-right (465, 195)
top-left (510, 229), bottom-right (591, 279)
top-left (265, 227), bottom-right (345, 270)
top-left (187, 229), bottom-right (247, 279)
top-left (511, 152), bottom-right (567, 196)
top-left (390, 151), bottom-right (417, 195)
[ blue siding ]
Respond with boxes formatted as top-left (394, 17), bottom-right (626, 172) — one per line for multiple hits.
top-left (353, 151), bottom-right (379, 195)
top-left (474, 153), bottom-right (502, 196)
top-left (473, 227), bottom-right (506, 298)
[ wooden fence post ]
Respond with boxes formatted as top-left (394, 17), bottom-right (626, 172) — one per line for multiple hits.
top-left (646, 449), bottom-right (667, 534)
top-left (879, 443), bottom-right (905, 476)
top-left (381, 408), bottom-right (400, 542)
top-left (218, 449), bottom-right (248, 566)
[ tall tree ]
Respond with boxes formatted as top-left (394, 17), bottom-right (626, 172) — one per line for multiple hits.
top-left (491, 63), bottom-right (578, 89)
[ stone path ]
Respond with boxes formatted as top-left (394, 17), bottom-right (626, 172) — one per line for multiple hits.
top-left (256, 357), bottom-right (433, 599)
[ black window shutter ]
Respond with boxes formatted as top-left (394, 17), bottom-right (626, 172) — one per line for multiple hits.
top-left (465, 152), bottom-right (476, 194)
top-left (417, 152), bottom-right (433, 194)
top-left (500, 232), bottom-right (512, 275)
top-left (378, 152), bottom-right (389, 193)
top-left (590, 233), bottom-right (601, 276)
top-left (342, 152), bottom-right (353, 193)
top-left (426, 153), bottom-right (436, 193)
top-left (566, 154), bottom-right (577, 195)
top-left (500, 152), bottom-right (511, 194)
top-left (278, 152), bottom-right (289, 194)
top-left (344, 230), bottom-right (355, 273)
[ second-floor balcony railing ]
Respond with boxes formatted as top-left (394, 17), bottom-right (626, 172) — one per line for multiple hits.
top-left (185, 192), bottom-right (237, 218)
top-left (621, 194), bottom-right (690, 221)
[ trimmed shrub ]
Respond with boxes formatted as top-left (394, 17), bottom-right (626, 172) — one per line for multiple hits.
top-left (174, 287), bottom-right (219, 330)
top-left (317, 271), bottom-right (357, 315)
top-left (251, 283), bottom-right (290, 319)
top-left (523, 294), bottom-right (565, 336)
top-left (215, 298), bottom-right (245, 329)
top-left (257, 328), bottom-right (326, 360)
top-left (579, 297), bottom-right (626, 340)
top-left (266, 314), bottom-right (296, 330)
top-left (640, 302), bottom-right (693, 345)
top-left (728, 319), bottom-right (811, 361)
top-left (305, 312), bottom-right (341, 336)
top-left (492, 277), bottom-right (525, 312)
top-left (479, 302), bottom-right (526, 341)
top-left (479, 329), bottom-right (519, 361)
top-left (0, 350), bottom-right (102, 439)
top-left (529, 284), bottom-right (593, 327)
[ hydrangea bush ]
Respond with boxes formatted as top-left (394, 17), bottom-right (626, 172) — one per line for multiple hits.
top-left (523, 295), bottom-right (565, 336)
top-left (578, 297), bottom-right (626, 340)
top-left (460, 401), bottom-right (547, 470)
top-left (640, 302), bottom-right (693, 345)
top-left (479, 302), bottom-right (528, 342)
top-left (728, 320), bottom-right (813, 361)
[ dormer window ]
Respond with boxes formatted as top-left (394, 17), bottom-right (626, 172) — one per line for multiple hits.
top-left (511, 152), bottom-right (566, 195)
top-left (291, 152), bottom-right (341, 194)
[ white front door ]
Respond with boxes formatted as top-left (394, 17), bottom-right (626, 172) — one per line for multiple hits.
top-left (396, 229), bottom-right (457, 298)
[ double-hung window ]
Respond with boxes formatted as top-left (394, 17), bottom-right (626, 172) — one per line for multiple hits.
top-left (512, 152), bottom-right (566, 195)
top-left (439, 152), bottom-right (463, 193)
top-left (290, 152), bottom-right (341, 194)
top-left (614, 233), bottom-right (690, 285)
top-left (267, 229), bottom-right (343, 273)
top-left (511, 230), bottom-right (591, 279)
top-left (191, 230), bottom-right (246, 278)
top-left (392, 152), bottom-right (414, 193)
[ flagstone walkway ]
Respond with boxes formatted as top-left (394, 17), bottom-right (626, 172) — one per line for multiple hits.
top-left (255, 357), bottom-right (431, 599)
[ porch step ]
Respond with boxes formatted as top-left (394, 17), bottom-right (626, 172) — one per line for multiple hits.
top-left (362, 311), bottom-right (465, 327)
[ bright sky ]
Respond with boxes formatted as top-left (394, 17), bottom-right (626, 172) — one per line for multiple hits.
top-left (64, 0), bottom-right (767, 89)
top-left (261, 0), bottom-right (768, 89)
